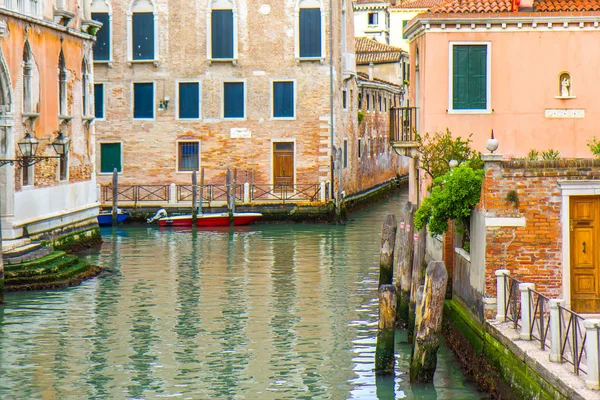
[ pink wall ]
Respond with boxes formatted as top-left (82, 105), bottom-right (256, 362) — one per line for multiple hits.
top-left (411, 29), bottom-right (600, 158)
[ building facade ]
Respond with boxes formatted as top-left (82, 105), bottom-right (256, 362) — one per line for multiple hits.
top-left (92, 0), bottom-right (400, 201)
top-left (403, 0), bottom-right (600, 314)
top-left (0, 0), bottom-right (98, 241)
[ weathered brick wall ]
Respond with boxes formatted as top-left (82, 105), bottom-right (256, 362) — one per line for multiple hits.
top-left (480, 160), bottom-right (600, 299)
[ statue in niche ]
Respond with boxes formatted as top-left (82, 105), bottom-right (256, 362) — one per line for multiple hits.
top-left (560, 74), bottom-right (571, 97)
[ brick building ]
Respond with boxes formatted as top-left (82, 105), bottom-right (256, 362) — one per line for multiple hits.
top-left (0, 0), bottom-right (98, 242)
top-left (91, 0), bottom-right (401, 201)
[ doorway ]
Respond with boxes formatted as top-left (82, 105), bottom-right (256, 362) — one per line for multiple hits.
top-left (273, 142), bottom-right (294, 187)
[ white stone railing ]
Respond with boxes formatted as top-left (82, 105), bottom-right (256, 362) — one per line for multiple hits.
top-left (496, 269), bottom-right (600, 390)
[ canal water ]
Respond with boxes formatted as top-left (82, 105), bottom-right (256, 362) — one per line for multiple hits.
top-left (0, 191), bottom-right (485, 399)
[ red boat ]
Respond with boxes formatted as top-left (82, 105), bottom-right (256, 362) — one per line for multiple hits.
top-left (147, 209), bottom-right (262, 227)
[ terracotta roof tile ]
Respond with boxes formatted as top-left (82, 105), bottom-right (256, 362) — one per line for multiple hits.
top-left (391, 0), bottom-right (447, 9)
top-left (430, 0), bottom-right (514, 13)
top-left (355, 37), bottom-right (407, 64)
top-left (533, 0), bottom-right (600, 11)
top-left (357, 72), bottom-right (403, 89)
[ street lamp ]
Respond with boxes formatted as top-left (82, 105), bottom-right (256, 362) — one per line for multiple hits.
top-left (0, 131), bottom-right (68, 168)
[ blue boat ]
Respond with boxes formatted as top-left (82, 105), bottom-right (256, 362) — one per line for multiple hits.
top-left (97, 209), bottom-right (130, 226)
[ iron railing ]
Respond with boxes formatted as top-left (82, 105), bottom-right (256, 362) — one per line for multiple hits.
top-left (251, 184), bottom-right (322, 203)
top-left (559, 305), bottom-right (588, 375)
top-left (176, 184), bottom-right (243, 203)
top-left (528, 288), bottom-right (551, 351)
top-left (389, 106), bottom-right (418, 143)
top-left (504, 275), bottom-right (522, 330)
top-left (101, 185), bottom-right (170, 204)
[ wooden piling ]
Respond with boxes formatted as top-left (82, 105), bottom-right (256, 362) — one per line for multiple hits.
top-left (379, 214), bottom-right (397, 287)
top-left (111, 168), bottom-right (118, 226)
top-left (409, 261), bottom-right (448, 383)
top-left (375, 284), bottom-right (397, 374)
top-left (232, 169), bottom-right (237, 215)
top-left (396, 202), bottom-right (415, 326)
top-left (199, 168), bottom-right (205, 215)
top-left (407, 227), bottom-right (426, 344)
top-left (0, 257), bottom-right (4, 304)
top-left (192, 170), bottom-right (198, 224)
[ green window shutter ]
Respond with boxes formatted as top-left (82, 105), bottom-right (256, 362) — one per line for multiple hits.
top-left (468, 45), bottom-right (487, 110)
top-left (402, 20), bottom-right (408, 40)
top-left (452, 46), bottom-right (469, 109)
top-left (101, 143), bottom-right (122, 173)
top-left (452, 45), bottom-right (487, 110)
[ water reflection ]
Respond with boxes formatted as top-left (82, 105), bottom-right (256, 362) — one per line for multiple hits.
top-left (0, 191), bottom-right (485, 399)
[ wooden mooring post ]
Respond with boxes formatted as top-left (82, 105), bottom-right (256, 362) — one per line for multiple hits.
top-left (379, 214), bottom-right (397, 287)
top-left (408, 227), bottom-right (426, 344)
top-left (111, 168), bottom-right (118, 226)
top-left (395, 202), bottom-right (415, 326)
top-left (192, 170), bottom-right (198, 225)
top-left (199, 168), bottom-right (205, 215)
top-left (410, 261), bottom-right (448, 383)
top-left (375, 284), bottom-right (397, 374)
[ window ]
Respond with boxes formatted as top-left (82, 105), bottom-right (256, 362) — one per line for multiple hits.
top-left (342, 89), bottom-right (347, 110)
top-left (58, 51), bottom-right (67, 116)
top-left (402, 20), bottom-right (408, 40)
top-left (94, 83), bottom-right (104, 119)
top-left (299, 1), bottom-right (322, 58)
top-left (273, 81), bottom-right (294, 118)
top-left (358, 138), bottom-right (362, 158)
top-left (450, 43), bottom-right (490, 111)
top-left (132, 12), bottom-right (154, 60)
top-left (343, 139), bottom-right (348, 168)
top-left (133, 82), bottom-right (154, 119)
top-left (223, 82), bottom-right (244, 119)
top-left (178, 142), bottom-right (200, 172)
top-left (178, 82), bottom-right (200, 119)
top-left (368, 12), bottom-right (378, 25)
top-left (211, 4), bottom-right (234, 59)
top-left (366, 94), bottom-right (370, 110)
top-left (22, 42), bottom-right (33, 114)
top-left (82, 58), bottom-right (91, 116)
top-left (92, 12), bottom-right (110, 61)
top-left (100, 143), bottom-right (121, 173)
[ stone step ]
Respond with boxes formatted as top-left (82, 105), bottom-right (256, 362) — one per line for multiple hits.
top-left (4, 243), bottom-right (54, 265)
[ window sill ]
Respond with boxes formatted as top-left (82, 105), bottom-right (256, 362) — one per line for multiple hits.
top-left (296, 57), bottom-right (325, 65)
top-left (59, 115), bottom-right (72, 125)
top-left (82, 116), bottom-right (95, 127)
top-left (99, 171), bottom-right (122, 175)
top-left (223, 117), bottom-right (246, 121)
top-left (447, 109), bottom-right (493, 115)
top-left (21, 112), bottom-right (40, 124)
top-left (133, 118), bottom-right (156, 121)
top-left (128, 59), bottom-right (159, 67)
top-left (271, 116), bottom-right (296, 121)
top-left (555, 95), bottom-right (576, 100)
top-left (94, 60), bottom-right (114, 68)
top-left (176, 170), bottom-right (199, 174)
top-left (176, 117), bottom-right (202, 121)
top-left (208, 58), bottom-right (238, 66)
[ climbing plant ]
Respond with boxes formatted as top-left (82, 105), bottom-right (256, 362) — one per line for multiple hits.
top-left (417, 129), bottom-right (483, 180)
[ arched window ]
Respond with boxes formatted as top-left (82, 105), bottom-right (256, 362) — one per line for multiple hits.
top-left (22, 42), bottom-right (33, 114)
top-left (297, 0), bottom-right (323, 60)
top-left (128, 0), bottom-right (157, 62)
top-left (82, 58), bottom-right (91, 117)
top-left (91, 0), bottom-right (112, 62)
top-left (207, 0), bottom-right (237, 62)
top-left (58, 50), bottom-right (68, 116)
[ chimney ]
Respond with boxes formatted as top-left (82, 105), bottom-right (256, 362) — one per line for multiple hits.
top-left (368, 62), bottom-right (374, 81)
top-left (517, 0), bottom-right (534, 11)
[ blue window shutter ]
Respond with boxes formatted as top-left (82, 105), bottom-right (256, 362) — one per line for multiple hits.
top-left (211, 10), bottom-right (234, 59)
top-left (133, 13), bottom-right (154, 60)
top-left (92, 13), bottom-right (110, 61)
top-left (224, 82), bottom-right (244, 118)
top-left (179, 83), bottom-right (200, 119)
top-left (300, 8), bottom-right (321, 58)
top-left (134, 83), bottom-right (154, 119)
top-left (101, 143), bottom-right (121, 173)
top-left (94, 83), bottom-right (104, 119)
top-left (402, 20), bottom-right (408, 40)
top-left (273, 82), bottom-right (294, 118)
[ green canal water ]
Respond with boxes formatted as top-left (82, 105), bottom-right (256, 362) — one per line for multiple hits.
top-left (0, 191), bottom-right (485, 399)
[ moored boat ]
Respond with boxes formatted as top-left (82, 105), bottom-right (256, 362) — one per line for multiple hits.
top-left (97, 209), bottom-right (130, 226)
top-left (147, 209), bottom-right (262, 227)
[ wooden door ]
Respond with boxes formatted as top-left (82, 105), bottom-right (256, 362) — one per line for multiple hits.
top-left (570, 197), bottom-right (600, 313)
top-left (273, 142), bottom-right (294, 187)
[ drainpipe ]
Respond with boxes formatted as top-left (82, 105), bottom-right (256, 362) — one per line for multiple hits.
top-left (368, 62), bottom-right (374, 81)
top-left (329, 0), bottom-right (338, 212)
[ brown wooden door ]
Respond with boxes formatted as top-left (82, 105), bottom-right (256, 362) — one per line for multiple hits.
top-left (273, 142), bottom-right (294, 186)
top-left (570, 196), bottom-right (600, 313)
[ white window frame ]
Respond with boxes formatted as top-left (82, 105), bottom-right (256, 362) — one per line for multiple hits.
top-left (206, 0), bottom-right (238, 65)
top-left (222, 79), bottom-right (246, 120)
top-left (367, 12), bottom-right (378, 26)
top-left (271, 79), bottom-right (297, 120)
top-left (127, 0), bottom-right (159, 65)
top-left (176, 140), bottom-right (201, 173)
top-left (94, 82), bottom-right (106, 121)
top-left (448, 41), bottom-right (492, 115)
top-left (91, 1), bottom-right (113, 64)
top-left (175, 79), bottom-right (202, 121)
top-left (295, 0), bottom-right (325, 62)
top-left (131, 81), bottom-right (155, 121)
top-left (98, 141), bottom-right (124, 175)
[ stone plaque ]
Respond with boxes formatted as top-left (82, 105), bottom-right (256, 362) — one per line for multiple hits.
top-left (545, 109), bottom-right (585, 119)
top-left (230, 128), bottom-right (251, 138)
